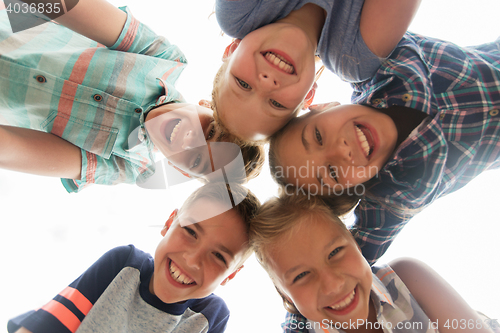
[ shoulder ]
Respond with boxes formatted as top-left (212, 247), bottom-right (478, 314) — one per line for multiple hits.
top-left (389, 257), bottom-right (429, 278)
top-left (189, 294), bottom-right (230, 333)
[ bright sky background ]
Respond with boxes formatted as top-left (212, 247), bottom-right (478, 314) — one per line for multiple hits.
top-left (1, 0), bottom-right (500, 332)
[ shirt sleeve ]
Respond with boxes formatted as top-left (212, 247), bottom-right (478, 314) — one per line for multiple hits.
top-left (7, 246), bottom-right (135, 333)
top-left (61, 149), bottom-right (155, 193)
top-left (110, 7), bottom-right (187, 64)
top-left (350, 199), bottom-right (411, 265)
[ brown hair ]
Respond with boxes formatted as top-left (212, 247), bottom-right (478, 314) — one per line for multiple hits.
top-left (249, 192), bottom-right (350, 314)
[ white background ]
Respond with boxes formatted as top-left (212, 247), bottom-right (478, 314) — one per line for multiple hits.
top-left (1, 0), bottom-right (500, 332)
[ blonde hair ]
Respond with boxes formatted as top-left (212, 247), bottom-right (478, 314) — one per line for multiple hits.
top-left (249, 192), bottom-right (350, 314)
top-left (180, 181), bottom-right (261, 266)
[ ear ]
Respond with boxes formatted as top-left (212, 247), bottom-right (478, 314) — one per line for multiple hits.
top-left (308, 101), bottom-right (341, 114)
top-left (161, 209), bottom-right (178, 236)
top-left (220, 265), bottom-right (244, 286)
top-left (302, 82), bottom-right (317, 110)
top-left (222, 39), bottom-right (241, 61)
top-left (198, 99), bottom-right (212, 109)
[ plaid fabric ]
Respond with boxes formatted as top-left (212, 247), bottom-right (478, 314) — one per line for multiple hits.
top-left (348, 32), bottom-right (500, 264)
top-left (282, 264), bottom-right (439, 333)
top-left (0, 7), bottom-right (186, 192)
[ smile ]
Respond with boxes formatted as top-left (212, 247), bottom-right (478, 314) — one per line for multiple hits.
top-left (328, 289), bottom-right (356, 311)
top-left (169, 260), bottom-right (195, 285)
top-left (355, 124), bottom-right (374, 158)
top-left (164, 119), bottom-right (181, 143)
top-left (263, 51), bottom-right (295, 74)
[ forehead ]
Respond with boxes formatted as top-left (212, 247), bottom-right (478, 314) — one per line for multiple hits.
top-left (268, 217), bottom-right (349, 267)
top-left (181, 197), bottom-right (248, 244)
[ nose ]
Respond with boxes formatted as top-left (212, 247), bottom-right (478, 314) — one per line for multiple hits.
top-left (182, 129), bottom-right (205, 150)
top-left (326, 138), bottom-right (352, 163)
top-left (183, 248), bottom-right (202, 270)
top-left (319, 270), bottom-right (345, 296)
top-left (258, 72), bottom-right (280, 91)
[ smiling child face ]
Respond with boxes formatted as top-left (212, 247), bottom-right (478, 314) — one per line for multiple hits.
top-left (268, 216), bottom-right (373, 324)
top-left (276, 104), bottom-right (398, 190)
top-left (216, 22), bottom-right (317, 141)
top-left (150, 198), bottom-right (248, 304)
top-left (145, 103), bottom-right (223, 176)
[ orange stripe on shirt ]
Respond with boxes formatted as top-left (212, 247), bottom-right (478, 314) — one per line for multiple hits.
top-left (116, 16), bottom-right (139, 51)
top-left (373, 284), bottom-right (393, 306)
top-left (59, 286), bottom-right (93, 315)
top-left (160, 61), bottom-right (184, 82)
top-left (85, 151), bottom-right (97, 185)
top-left (41, 300), bottom-right (81, 333)
top-left (53, 48), bottom-right (97, 137)
top-left (379, 269), bottom-right (395, 282)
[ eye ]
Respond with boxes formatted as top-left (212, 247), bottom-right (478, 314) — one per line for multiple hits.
top-left (214, 252), bottom-right (227, 265)
top-left (206, 122), bottom-right (216, 141)
top-left (315, 128), bottom-right (323, 145)
top-left (236, 77), bottom-right (251, 90)
top-left (328, 165), bottom-right (338, 182)
top-left (270, 99), bottom-right (286, 109)
top-left (293, 271), bottom-right (309, 283)
top-left (328, 247), bottom-right (342, 259)
top-left (191, 154), bottom-right (201, 169)
top-left (183, 226), bottom-right (197, 239)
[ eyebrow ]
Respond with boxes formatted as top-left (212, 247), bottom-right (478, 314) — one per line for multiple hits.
top-left (284, 236), bottom-right (341, 280)
top-left (230, 75), bottom-right (286, 119)
top-left (301, 124), bottom-right (310, 152)
top-left (191, 221), bottom-right (235, 260)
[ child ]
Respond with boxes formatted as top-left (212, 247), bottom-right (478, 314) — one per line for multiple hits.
top-left (0, 0), bottom-right (263, 192)
top-left (268, 32), bottom-right (500, 264)
top-left (250, 193), bottom-right (498, 333)
top-left (7, 181), bottom-right (260, 333)
top-left (209, 0), bottom-right (422, 142)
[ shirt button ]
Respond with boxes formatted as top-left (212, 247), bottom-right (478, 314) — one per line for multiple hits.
top-left (373, 98), bottom-right (382, 104)
top-left (402, 93), bottom-right (411, 102)
top-left (93, 94), bottom-right (103, 102)
top-left (439, 113), bottom-right (445, 120)
top-left (134, 108), bottom-right (142, 114)
top-left (35, 75), bottom-right (46, 83)
top-left (489, 109), bottom-right (499, 117)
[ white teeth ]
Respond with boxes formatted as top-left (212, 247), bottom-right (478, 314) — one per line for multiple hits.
top-left (264, 52), bottom-right (294, 74)
top-left (329, 290), bottom-right (356, 311)
top-left (169, 120), bottom-right (181, 143)
top-left (169, 261), bottom-right (194, 285)
top-left (356, 126), bottom-right (370, 157)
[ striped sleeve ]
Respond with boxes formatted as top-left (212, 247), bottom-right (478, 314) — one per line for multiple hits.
top-left (8, 246), bottom-right (135, 333)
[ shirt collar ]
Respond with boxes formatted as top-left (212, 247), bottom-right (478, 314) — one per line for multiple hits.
top-left (370, 276), bottom-right (396, 312)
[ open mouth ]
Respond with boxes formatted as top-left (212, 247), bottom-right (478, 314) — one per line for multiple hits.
top-left (328, 289), bottom-right (356, 311)
top-left (164, 119), bottom-right (181, 143)
top-left (355, 124), bottom-right (374, 158)
top-left (263, 51), bottom-right (295, 74)
top-left (169, 260), bottom-right (195, 285)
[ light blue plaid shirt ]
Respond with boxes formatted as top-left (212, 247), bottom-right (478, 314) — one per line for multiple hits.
top-left (0, 7), bottom-right (186, 192)
top-left (348, 33), bottom-right (500, 263)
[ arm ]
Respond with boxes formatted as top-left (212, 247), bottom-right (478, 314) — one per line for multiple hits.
top-left (26, 0), bottom-right (127, 47)
top-left (359, 0), bottom-right (421, 57)
top-left (391, 258), bottom-right (494, 333)
top-left (0, 125), bottom-right (82, 179)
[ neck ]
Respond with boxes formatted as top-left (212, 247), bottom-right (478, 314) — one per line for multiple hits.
top-left (277, 3), bottom-right (325, 50)
top-left (344, 300), bottom-right (383, 333)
